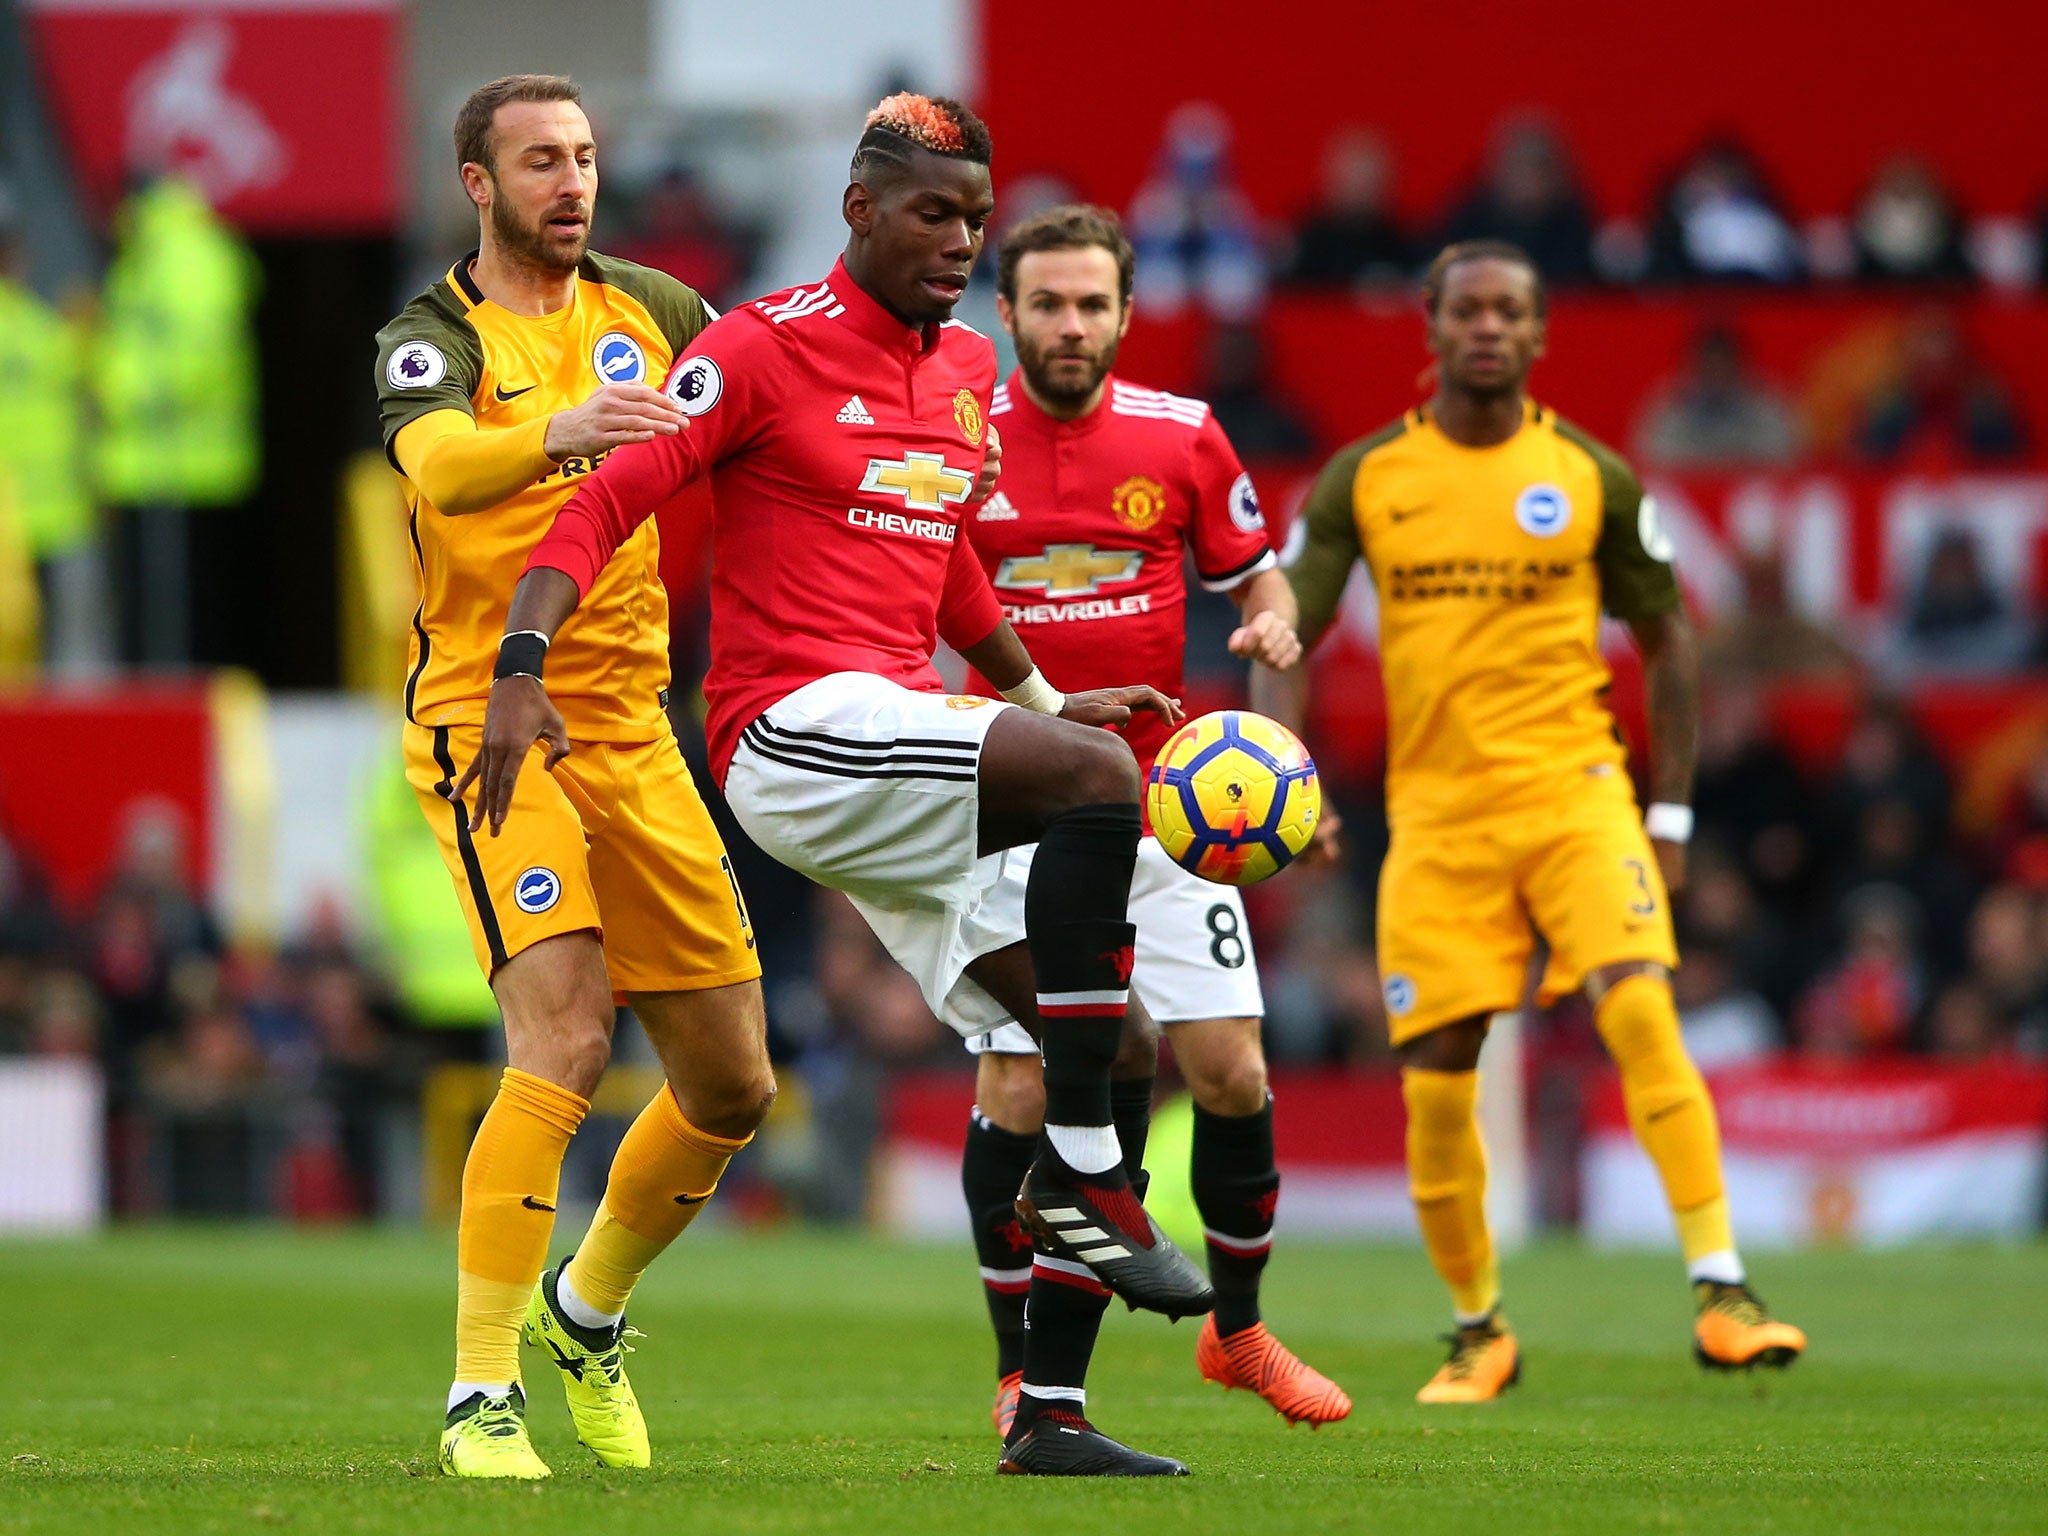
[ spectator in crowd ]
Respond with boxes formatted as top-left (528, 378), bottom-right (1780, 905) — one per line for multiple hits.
top-left (28, 969), bottom-right (101, 1060)
top-left (1129, 103), bottom-right (1268, 321)
top-left (301, 958), bottom-right (390, 1215)
top-left (612, 166), bottom-right (756, 310)
top-left (1794, 886), bottom-right (1925, 1058)
top-left (1690, 683), bottom-right (1821, 920)
top-left (1201, 322), bottom-right (1316, 459)
top-left (1852, 155), bottom-right (1974, 285)
top-left (1648, 140), bottom-right (1804, 284)
top-left (1698, 550), bottom-right (1861, 683)
top-left (1636, 325), bottom-right (1801, 467)
top-left (1959, 883), bottom-right (2047, 1037)
top-left (1438, 117), bottom-right (1597, 285)
top-left (1281, 127), bottom-right (1412, 289)
top-left (1890, 526), bottom-right (2032, 675)
top-left (1856, 310), bottom-right (2027, 463)
top-left (1923, 978), bottom-right (2008, 1059)
top-left (1671, 935), bottom-right (1780, 1070)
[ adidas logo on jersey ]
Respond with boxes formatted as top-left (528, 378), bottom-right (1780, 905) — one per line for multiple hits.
top-left (977, 490), bottom-right (1020, 521)
top-left (835, 395), bottom-right (875, 425)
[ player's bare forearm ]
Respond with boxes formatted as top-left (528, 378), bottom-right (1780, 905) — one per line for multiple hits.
top-left (1228, 568), bottom-right (1302, 670)
top-left (1631, 608), bottom-right (1701, 807)
top-left (957, 620), bottom-right (1033, 692)
top-left (504, 566), bottom-right (583, 644)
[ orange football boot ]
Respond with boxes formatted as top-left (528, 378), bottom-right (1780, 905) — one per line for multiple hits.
top-left (1197, 1317), bottom-right (1352, 1426)
top-left (1693, 1282), bottom-right (1806, 1370)
top-left (991, 1370), bottom-right (1023, 1437)
top-left (1415, 1314), bottom-right (1520, 1403)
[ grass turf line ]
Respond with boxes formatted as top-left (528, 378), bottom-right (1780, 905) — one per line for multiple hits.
top-left (0, 1228), bottom-right (2042, 1534)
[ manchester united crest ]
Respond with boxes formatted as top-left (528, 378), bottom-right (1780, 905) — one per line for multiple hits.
top-left (954, 389), bottom-right (984, 446)
top-left (1111, 475), bottom-right (1168, 532)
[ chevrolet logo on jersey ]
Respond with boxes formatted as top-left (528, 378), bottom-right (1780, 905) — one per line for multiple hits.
top-left (995, 543), bottom-right (1145, 598)
top-left (861, 451), bottom-right (975, 511)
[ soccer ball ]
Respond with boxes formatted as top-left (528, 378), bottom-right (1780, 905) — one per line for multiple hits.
top-left (1146, 710), bottom-right (1320, 885)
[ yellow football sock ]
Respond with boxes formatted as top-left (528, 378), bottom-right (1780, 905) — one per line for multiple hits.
top-left (455, 1066), bottom-right (588, 1386)
top-left (1594, 973), bottom-right (1734, 1264)
top-left (563, 1086), bottom-right (753, 1318)
top-left (1402, 1067), bottom-right (1499, 1320)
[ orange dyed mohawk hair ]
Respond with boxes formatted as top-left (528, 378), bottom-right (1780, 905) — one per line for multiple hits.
top-left (850, 92), bottom-right (992, 183)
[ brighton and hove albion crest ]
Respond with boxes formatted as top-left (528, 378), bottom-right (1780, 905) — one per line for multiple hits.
top-left (592, 331), bottom-right (647, 385)
top-left (954, 388), bottom-right (984, 446)
top-left (1111, 475), bottom-right (1168, 532)
top-left (1514, 483), bottom-right (1572, 538)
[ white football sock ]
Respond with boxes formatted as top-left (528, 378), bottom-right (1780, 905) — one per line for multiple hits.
top-left (1044, 1121), bottom-right (1121, 1174)
top-left (556, 1265), bottom-right (624, 1331)
top-left (1687, 1249), bottom-right (1746, 1286)
top-left (1019, 1383), bottom-right (1086, 1404)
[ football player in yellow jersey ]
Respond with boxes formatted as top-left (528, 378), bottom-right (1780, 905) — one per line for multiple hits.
top-left (372, 74), bottom-right (771, 1478)
top-left (1257, 240), bottom-right (1804, 1402)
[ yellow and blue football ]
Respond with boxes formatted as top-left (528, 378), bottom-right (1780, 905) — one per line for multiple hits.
top-left (1146, 709), bottom-right (1320, 885)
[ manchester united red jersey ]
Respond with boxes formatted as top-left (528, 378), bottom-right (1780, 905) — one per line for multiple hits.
top-left (527, 258), bottom-right (1002, 781)
top-left (965, 372), bottom-right (1276, 767)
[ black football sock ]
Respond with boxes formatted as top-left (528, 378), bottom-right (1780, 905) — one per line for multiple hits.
top-left (962, 1108), bottom-right (1037, 1378)
top-left (1028, 803), bottom-right (1141, 1178)
top-left (1014, 1251), bottom-right (1111, 1432)
top-left (1110, 1074), bottom-right (1155, 1185)
top-left (1191, 1095), bottom-right (1280, 1337)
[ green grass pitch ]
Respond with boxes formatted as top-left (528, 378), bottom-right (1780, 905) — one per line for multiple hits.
top-left (1, 1228), bottom-right (2042, 1534)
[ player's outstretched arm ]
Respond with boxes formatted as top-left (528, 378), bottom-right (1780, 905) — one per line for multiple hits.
top-left (957, 620), bottom-right (1183, 730)
top-left (450, 567), bottom-right (583, 836)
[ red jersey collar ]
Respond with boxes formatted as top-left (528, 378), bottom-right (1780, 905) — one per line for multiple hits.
top-left (1000, 367), bottom-right (1116, 436)
top-left (828, 257), bottom-right (945, 355)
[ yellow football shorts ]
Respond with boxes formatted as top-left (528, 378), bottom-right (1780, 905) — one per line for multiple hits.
top-left (404, 722), bottom-right (761, 996)
top-left (1376, 783), bottom-right (1677, 1045)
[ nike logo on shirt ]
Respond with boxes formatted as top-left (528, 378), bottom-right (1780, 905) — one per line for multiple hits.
top-left (495, 384), bottom-right (536, 401)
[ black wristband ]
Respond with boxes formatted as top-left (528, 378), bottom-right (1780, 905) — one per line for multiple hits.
top-left (494, 631), bottom-right (548, 681)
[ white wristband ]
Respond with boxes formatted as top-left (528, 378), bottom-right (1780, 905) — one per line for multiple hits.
top-left (1645, 802), bottom-right (1694, 844)
top-left (999, 666), bottom-right (1065, 716)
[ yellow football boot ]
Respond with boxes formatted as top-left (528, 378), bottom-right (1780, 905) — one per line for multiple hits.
top-left (524, 1260), bottom-right (651, 1468)
top-left (440, 1387), bottom-right (551, 1479)
top-left (1415, 1314), bottom-right (1521, 1404)
top-left (1694, 1281), bottom-right (1806, 1370)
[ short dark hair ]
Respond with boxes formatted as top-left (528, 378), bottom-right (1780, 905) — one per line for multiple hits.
top-left (455, 74), bottom-right (583, 176)
top-left (996, 204), bottom-right (1134, 306)
top-left (1421, 239), bottom-right (1547, 317)
top-left (849, 92), bottom-right (993, 186)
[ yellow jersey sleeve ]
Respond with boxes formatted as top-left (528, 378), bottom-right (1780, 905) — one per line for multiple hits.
top-left (393, 409), bottom-right (557, 517)
top-left (374, 288), bottom-right (483, 468)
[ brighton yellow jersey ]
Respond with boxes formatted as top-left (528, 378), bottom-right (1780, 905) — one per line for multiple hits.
top-left (1288, 400), bottom-right (1679, 831)
top-left (374, 253), bottom-right (712, 741)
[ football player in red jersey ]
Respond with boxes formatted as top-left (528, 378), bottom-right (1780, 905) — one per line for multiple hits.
top-left (463, 94), bottom-right (1203, 1477)
top-left (958, 205), bottom-right (1350, 1434)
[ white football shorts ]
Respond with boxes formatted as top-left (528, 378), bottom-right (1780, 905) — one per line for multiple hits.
top-left (724, 672), bottom-right (1021, 1040)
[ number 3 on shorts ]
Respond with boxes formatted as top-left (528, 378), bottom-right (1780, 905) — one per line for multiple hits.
top-left (1622, 857), bottom-right (1658, 917)
top-left (1207, 903), bottom-right (1247, 968)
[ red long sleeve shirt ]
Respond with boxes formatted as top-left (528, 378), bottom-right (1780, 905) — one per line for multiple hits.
top-left (527, 259), bottom-right (1002, 782)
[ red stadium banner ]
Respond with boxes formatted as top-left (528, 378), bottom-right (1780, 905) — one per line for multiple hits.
top-left (1581, 1059), bottom-right (2048, 1247)
top-left (26, 0), bottom-right (401, 234)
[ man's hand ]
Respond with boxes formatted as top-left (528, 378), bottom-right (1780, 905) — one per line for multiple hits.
top-left (1652, 836), bottom-right (1688, 896)
top-left (1058, 685), bottom-right (1183, 730)
top-left (1228, 609), bottom-right (1302, 671)
top-left (969, 421), bottom-right (1003, 505)
top-left (543, 383), bottom-right (686, 461)
top-left (1300, 801), bottom-right (1344, 866)
top-left (449, 676), bottom-right (570, 836)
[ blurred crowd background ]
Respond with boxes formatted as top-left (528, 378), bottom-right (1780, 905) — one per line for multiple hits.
top-left (2, 0), bottom-right (2044, 1234)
